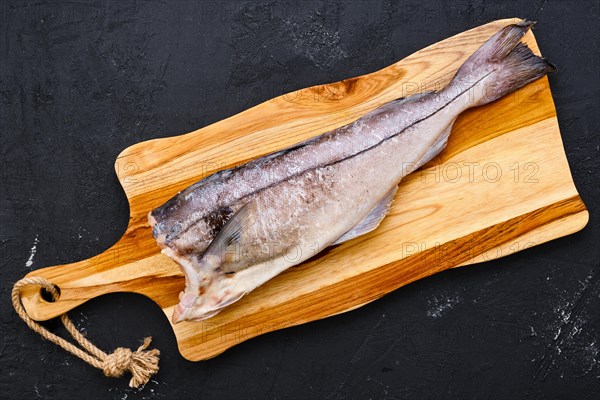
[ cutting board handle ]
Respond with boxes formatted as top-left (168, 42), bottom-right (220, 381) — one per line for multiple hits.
top-left (20, 225), bottom-right (184, 321)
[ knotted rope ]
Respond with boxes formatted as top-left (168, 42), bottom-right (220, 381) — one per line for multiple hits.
top-left (12, 277), bottom-right (160, 388)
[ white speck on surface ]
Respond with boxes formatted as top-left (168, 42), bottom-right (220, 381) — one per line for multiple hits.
top-left (25, 235), bottom-right (39, 268)
top-left (569, 324), bottom-right (582, 339)
top-left (554, 327), bottom-right (562, 341)
top-left (75, 312), bottom-right (89, 335)
top-left (286, 18), bottom-right (348, 70)
top-left (580, 341), bottom-right (598, 376)
top-left (427, 295), bottom-right (461, 318)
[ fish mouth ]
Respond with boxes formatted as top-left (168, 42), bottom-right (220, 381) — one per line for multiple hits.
top-left (162, 245), bottom-right (204, 323)
top-left (164, 245), bottom-right (249, 323)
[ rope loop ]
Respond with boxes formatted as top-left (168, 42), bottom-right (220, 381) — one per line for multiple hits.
top-left (12, 277), bottom-right (160, 388)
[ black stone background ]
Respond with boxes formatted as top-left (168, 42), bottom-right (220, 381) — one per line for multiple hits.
top-left (1, 1), bottom-right (598, 399)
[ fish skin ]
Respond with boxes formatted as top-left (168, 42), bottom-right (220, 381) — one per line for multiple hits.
top-left (148, 20), bottom-right (555, 323)
top-left (149, 93), bottom-right (435, 257)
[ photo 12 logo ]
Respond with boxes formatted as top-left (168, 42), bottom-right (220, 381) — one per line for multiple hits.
top-left (415, 161), bottom-right (539, 184)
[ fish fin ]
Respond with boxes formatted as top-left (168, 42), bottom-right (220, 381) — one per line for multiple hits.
top-left (332, 187), bottom-right (398, 246)
top-left (451, 20), bottom-right (555, 105)
top-left (205, 202), bottom-right (255, 261)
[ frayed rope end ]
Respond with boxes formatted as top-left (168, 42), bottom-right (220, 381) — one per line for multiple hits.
top-left (103, 337), bottom-right (160, 388)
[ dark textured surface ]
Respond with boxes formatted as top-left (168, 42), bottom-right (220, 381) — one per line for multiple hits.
top-left (1, 1), bottom-right (598, 399)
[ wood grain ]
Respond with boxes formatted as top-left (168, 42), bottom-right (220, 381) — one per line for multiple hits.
top-left (20, 18), bottom-right (588, 361)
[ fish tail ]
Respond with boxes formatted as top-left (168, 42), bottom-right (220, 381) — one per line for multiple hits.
top-left (450, 19), bottom-right (556, 106)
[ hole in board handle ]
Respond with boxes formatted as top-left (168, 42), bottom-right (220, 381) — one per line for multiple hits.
top-left (40, 284), bottom-right (61, 303)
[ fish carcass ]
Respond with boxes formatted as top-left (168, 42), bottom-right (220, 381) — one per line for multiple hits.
top-left (148, 20), bottom-right (555, 323)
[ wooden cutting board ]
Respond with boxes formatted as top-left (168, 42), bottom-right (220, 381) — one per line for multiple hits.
top-left (20, 18), bottom-right (588, 361)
